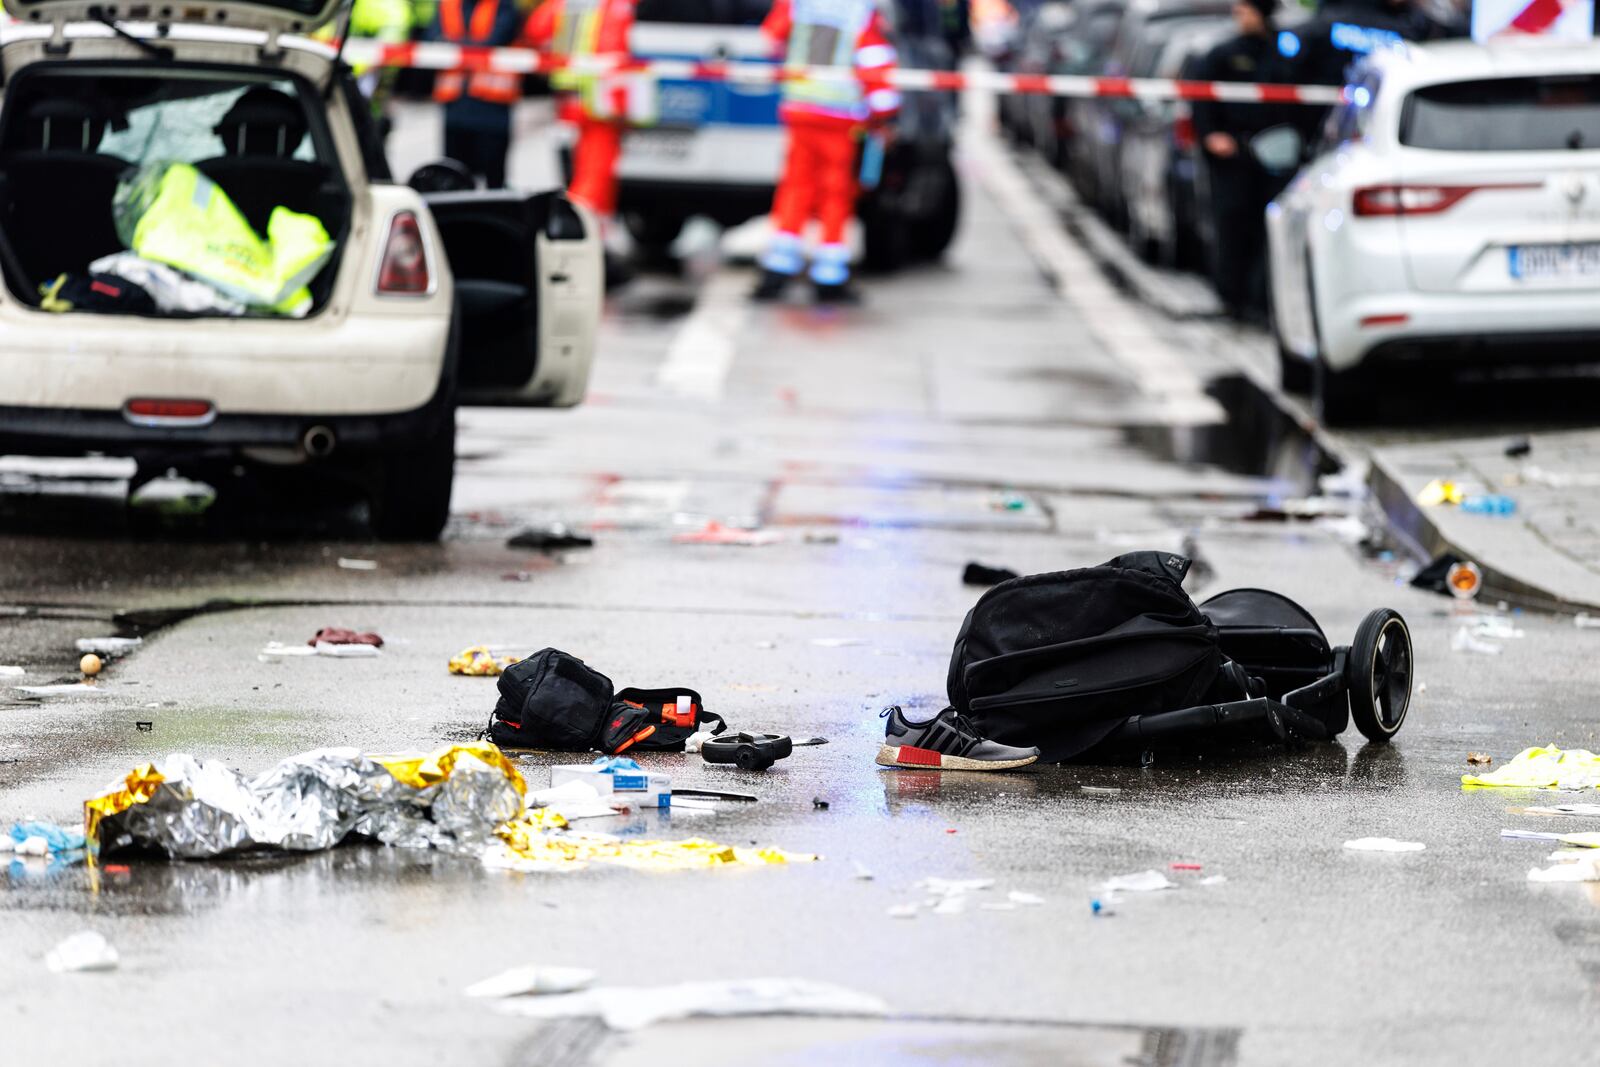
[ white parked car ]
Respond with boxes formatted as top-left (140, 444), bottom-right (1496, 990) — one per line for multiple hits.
top-left (0, 0), bottom-right (603, 539)
top-left (1267, 39), bottom-right (1600, 422)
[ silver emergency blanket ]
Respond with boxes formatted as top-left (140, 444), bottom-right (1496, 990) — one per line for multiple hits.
top-left (86, 744), bottom-right (526, 860)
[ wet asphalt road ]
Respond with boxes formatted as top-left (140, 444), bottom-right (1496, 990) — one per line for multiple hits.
top-left (3, 113), bottom-right (1600, 1067)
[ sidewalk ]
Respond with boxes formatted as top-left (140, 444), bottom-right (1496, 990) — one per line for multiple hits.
top-left (1369, 430), bottom-right (1600, 613)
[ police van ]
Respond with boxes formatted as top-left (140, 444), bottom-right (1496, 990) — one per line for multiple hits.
top-left (0, 0), bottom-right (603, 540)
top-left (619, 0), bottom-right (961, 270)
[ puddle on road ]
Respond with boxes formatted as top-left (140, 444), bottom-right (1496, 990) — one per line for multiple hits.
top-left (1123, 375), bottom-right (1337, 498)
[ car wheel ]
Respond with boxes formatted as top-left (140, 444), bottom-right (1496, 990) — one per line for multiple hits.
top-left (909, 154), bottom-right (961, 263)
top-left (623, 211), bottom-right (684, 255)
top-left (1314, 358), bottom-right (1366, 426)
top-left (370, 407), bottom-right (456, 542)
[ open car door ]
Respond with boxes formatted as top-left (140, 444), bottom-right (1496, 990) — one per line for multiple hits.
top-left (421, 189), bottom-right (603, 408)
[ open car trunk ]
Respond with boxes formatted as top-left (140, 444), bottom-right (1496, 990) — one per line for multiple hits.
top-left (0, 61), bottom-right (352, 317)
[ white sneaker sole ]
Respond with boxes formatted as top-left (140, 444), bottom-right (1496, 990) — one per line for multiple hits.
top-left (875, 743), bottom-right (1038, 772)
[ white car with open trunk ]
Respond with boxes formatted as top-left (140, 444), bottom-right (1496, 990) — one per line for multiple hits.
top-left (1267, 39), bottom-right (1600, 422)
top-left (0, 0), bottom-right (602, 538)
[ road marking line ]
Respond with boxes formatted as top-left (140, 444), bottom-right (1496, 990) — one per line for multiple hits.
top-left (961, 103), bottom-right (1224, 426)
top-left (656, 270), bottom-right (751, 402)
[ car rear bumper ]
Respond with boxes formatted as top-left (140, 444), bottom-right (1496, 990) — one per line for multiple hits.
top-left (1327, 289), bottom-right (1600, 372)
top-left (0, 304), bottom-right (451, 416)
top-left (0, 379), bottom-right (453, 460)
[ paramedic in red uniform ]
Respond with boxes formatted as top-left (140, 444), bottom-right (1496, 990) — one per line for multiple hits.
top-left (753, 0), bottom-right (900, 304)
top-left (527, 0), bottom-right (645, 257)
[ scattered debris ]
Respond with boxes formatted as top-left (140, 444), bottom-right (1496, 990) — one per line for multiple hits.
top-left (1516, 804), bottom-right (1600, 818)
top-left (853, 861), bottom-right (874, 881)
top-left (1460, 494), bottom-right (1516, 516)
top-left (14, 683), bottom-right (111, 698)
top-left (464, 965), bottom-right (597, 999)
top-left (1170, 862), bottom-right (1203, 871)
top-left (1527, 855), bottom-right (1600, 883)
top-left (963, 561), bottom-right (1020, 587)
top-left (1101, 870), bottom-right (1175, 893)
top-left (448, 646), bottom-right (520, 676)
top-left (887, 903), bottom-right (919, 919)
top-left (673, 521), bottom-right (782, 546)
top-left (1504, 437), bottom-right (1532, 459)
top-left (1462, 746), bottom-right (1600, 791)
top-left (86, 743), bottom-right (527, 859)
top-left (1199, 875), bottom-right (1228, 886)
top-left (701, 733), bottom-right (793, 772)
top-left (1467, 753), bottom-right (1493, 766)
top-left (485, 825), bottom-right (814, 873)
top-left (1410, 554), bottom-right (1481, 599)
top-left (336, 557), bottom-right (379, 570)
top-left (75, 637), bottom-right (142, 655)
top-left (809, 637), bottom-right (863, 648)
top-left (1090, 898), bottom-right (1114, 917)
top-left (80, 654), bottom-right (102, 676)
top-left (990, 493), bottom-right (1028, 511)
top-left (308, 628), bottom-right (383, 649)
top-left (46, 931), bottom-right (119, 974)
top-left (507, 525), bottom-right (594, 551)
top-left (812, 797), bottom-right (829, 810)
top-left (1080, 785), bottom-right (1122, 796)
top-left (135, 721), bottom-right (153, 732)
top-left (1008, 890), bottom-right (1045, 906)
top-left (260, 641), bottom-right (381, 661)
top-left (1575, 614), bottom-right (1600, 630)
top-left (552, 758), bottom-right (671, 809)
top-left (671, 789), bottom-right (759, 803)
top-left (1416, 479), bottom-right (1464, 507)
top-left (1499, 829), bottom-right (1600, 848)
top-left (491, 979), bottom-right (888, 1031)
top-left (0, 665), bottom-right (23, 677)
top-left (1343, 838), bottom-right (1426, 852)
top-left (1452, 627), bottom-right (1502, 656)
top-left (803, 531), bottom-right (841, 544)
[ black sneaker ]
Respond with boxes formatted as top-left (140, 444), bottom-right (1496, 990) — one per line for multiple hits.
top-left (876, 706), bottom-right (1040, 771)
top-left (812, 281), bottom-right (861, 306)
top-left (750, 269), bottom-right (793, 302)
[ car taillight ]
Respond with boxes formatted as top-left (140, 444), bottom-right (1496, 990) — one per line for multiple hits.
top-left (1172, 113), bottom-right (1195, 153)
top-left (1351, 183), bottom-right (1541, 217)
top-left (377, 211), bottom-right (429, 295)
top-left (124, 398), bottom-right (215, 427)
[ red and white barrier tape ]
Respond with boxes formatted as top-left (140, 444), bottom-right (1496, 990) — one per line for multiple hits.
top-left (339, 39), bottom-right (1343, 106)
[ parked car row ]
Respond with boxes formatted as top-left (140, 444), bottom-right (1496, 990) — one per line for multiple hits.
top-left (1001, 0), bottom-right (1600, 425)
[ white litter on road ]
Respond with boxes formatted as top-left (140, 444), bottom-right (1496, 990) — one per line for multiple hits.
top-left (464, 965), bottom-right (597, 999)
top-left (14, 683), bottom-right (112, 697)
top-left (491, 978), bottom-right (888, 1031)
top-left (0, 666), bottom-right (23, 677)
top-left (75, 637), bottom-right (142, 655)
top-left (1007, 891), bottom-right (1045, 906)
top-left (1344, 838), bottom-right (1426, 852)
top-left (46, 931), bottom-right (119, 973)
top-left (1100, 870), bottom-right (1176, 893)
top-left (1451, 627), bottom-right (1502, 656)
top-left (1528, 855), bottom-right (1600, 883)
top-left (337, 558), bottom-right (379, 570)
top-left (258, 642), bottom-right (381, 661)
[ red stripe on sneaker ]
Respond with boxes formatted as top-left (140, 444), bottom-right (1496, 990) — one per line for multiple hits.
top-left (897, 746), bottom-right (943, 767)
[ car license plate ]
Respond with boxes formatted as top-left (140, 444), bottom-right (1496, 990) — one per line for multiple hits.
top-left (626, 130), bottom-right (692, 162)
top-left (1508, 242), bottom-right (1600, 281)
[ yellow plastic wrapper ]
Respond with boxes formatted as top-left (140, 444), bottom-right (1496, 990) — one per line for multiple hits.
top-left (1462, 746), bottom-right (1600, 791)
top-left (449, 645), bottom-right (519, 676)
top-left (489, 817), bottom-right (818, 874)
top-left (1416, 479), bottom-right (1465, 507)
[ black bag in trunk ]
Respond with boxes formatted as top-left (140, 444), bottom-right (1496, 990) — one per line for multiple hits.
top-left (947, 552), bottom-right (1223, 762)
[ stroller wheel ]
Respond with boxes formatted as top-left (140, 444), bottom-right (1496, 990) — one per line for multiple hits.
top-left (1347, 608), bottom-right (1413, 742)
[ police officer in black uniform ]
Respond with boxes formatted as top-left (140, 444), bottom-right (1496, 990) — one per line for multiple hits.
top-left (1191, 0), bottom-right (1296, 321)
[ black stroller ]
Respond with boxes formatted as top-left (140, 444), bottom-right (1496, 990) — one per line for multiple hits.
top-left (947, 551), bottom-right (1413, 762)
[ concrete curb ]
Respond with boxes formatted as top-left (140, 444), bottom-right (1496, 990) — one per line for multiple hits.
top-left (1367, 442), bottom-right (1600, 614)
